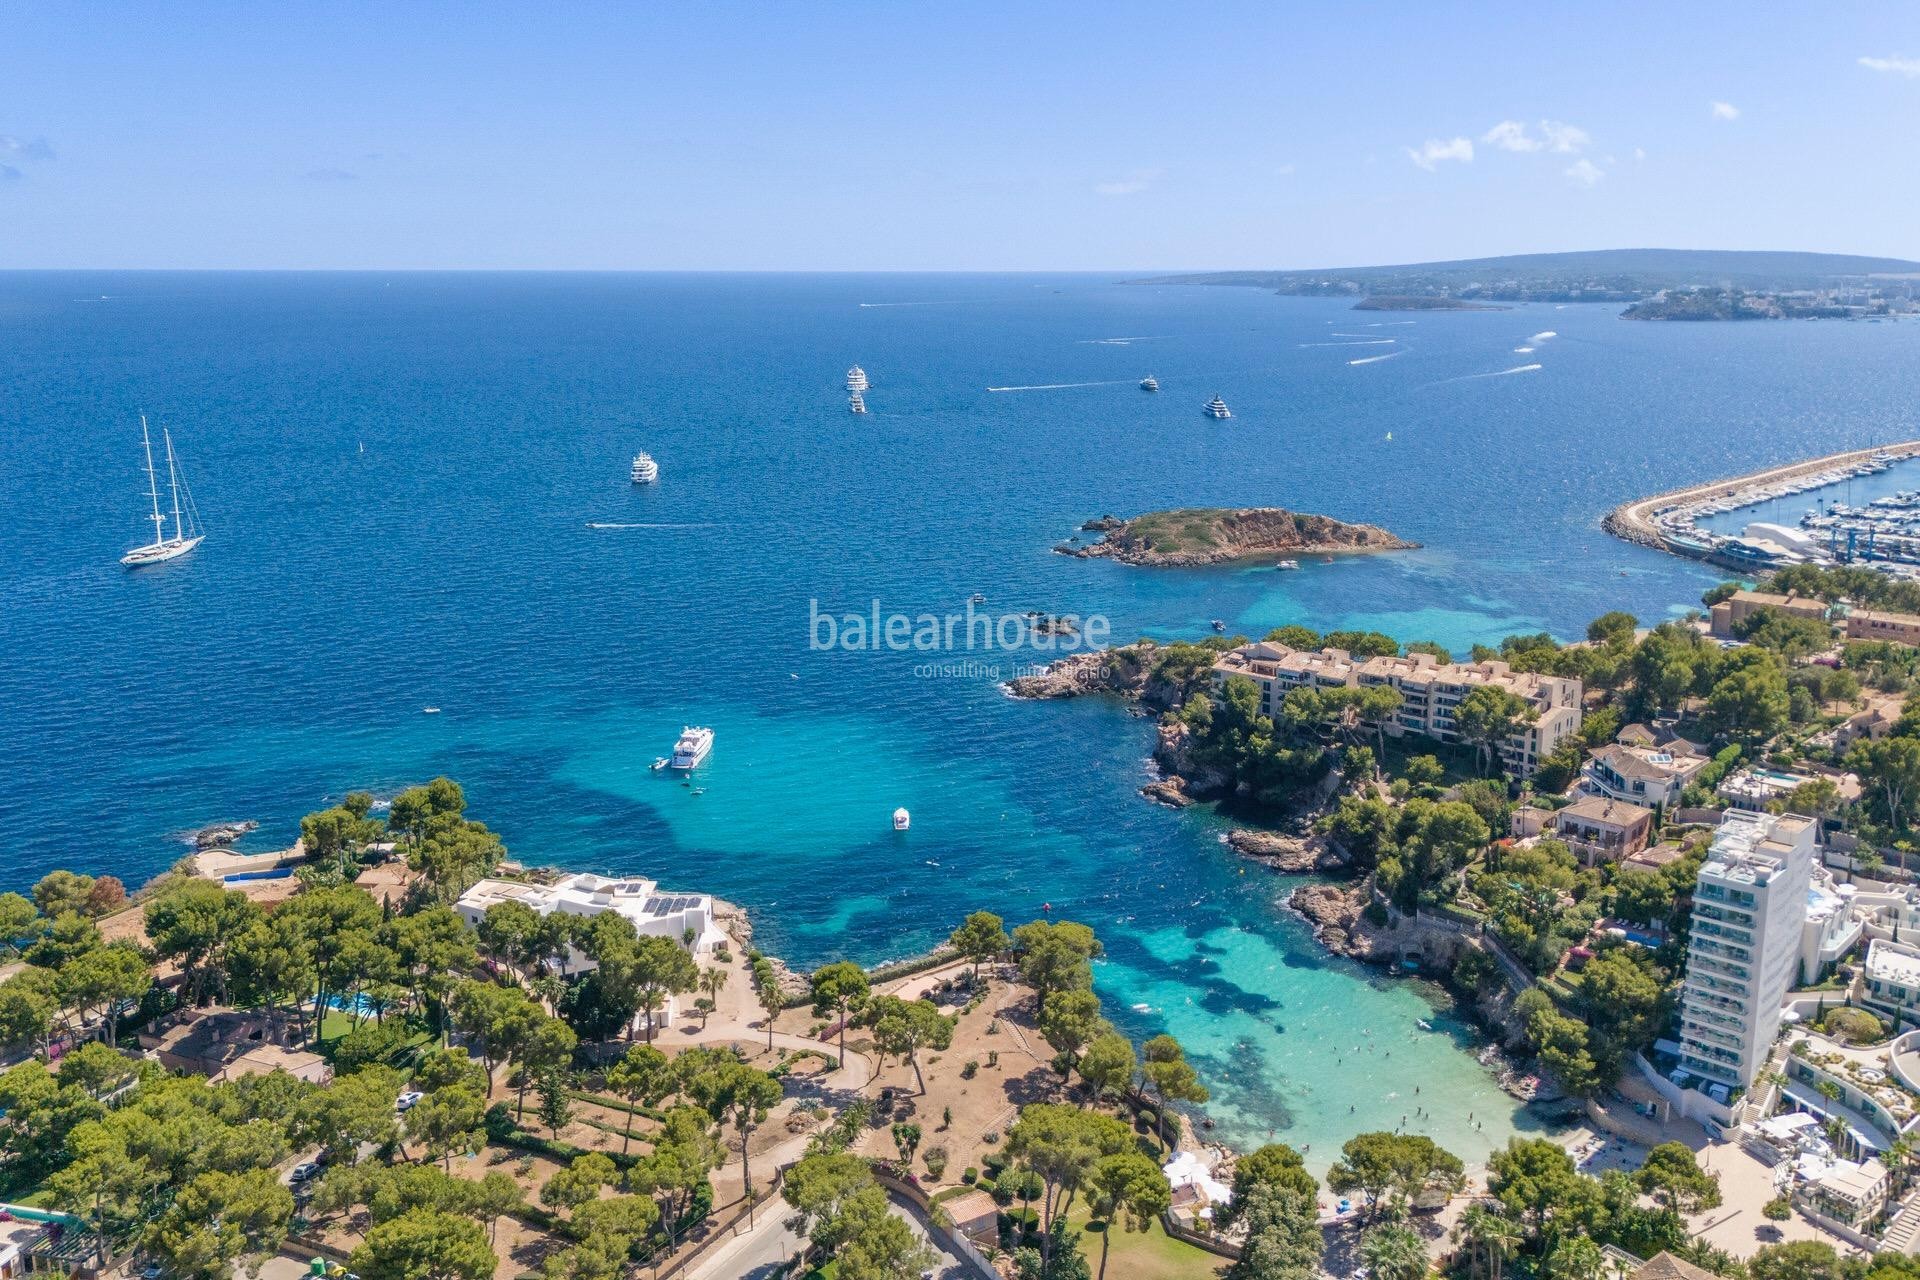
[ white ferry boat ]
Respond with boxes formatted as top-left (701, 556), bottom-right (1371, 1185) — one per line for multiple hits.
top-left (630, 452), bottom-right (659, 484)
top-left (670, 726), bottom-right (714, 769)
top-left (1140, 375), bottom-right (1159, 392)
top-left (849, 392), bottom-right (867, 414)
top-left (1204, 396), bottom-right (1231, 419)
top-left (846, 365), bottom-right (870, 393)
top-left (122, 417), bottom-right (206, 567)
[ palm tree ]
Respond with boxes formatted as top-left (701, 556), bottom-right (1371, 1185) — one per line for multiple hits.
top-left (700, 965), bottom-right (728, 1012)
top-left (1455, 1203), bottom-right (1521, 1280)
top-left (1548, 1236), bottom-right (1605, 1280)
top-left (1361, 1224), bottom-right (1430, 1280)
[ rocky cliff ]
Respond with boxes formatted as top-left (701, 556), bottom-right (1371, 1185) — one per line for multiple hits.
top-left (1059, 508), bottom-right (1414, 567)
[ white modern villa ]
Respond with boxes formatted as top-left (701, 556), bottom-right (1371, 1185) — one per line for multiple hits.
top-left (455, 872), bottom-right (727, 961)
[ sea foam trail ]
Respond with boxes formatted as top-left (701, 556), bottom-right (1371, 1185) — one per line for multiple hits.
top-left (986, 379), bottom-right (1137, 392)
top-left (1077, 336), bottom-right (1165, 345)
top-left (1299, 339), bottom-right (1397, 348)
top-left (858, 300), bottom-right (965, 308)
top-left (585, 522), bottom-right (720, 529)
top-left (1514, 346), bottom-right (1535, 354)
top-left (1425, 363), bottom-right (1544, 388)
top-left (1348, 351), bottom-right (1403, 366)
top-left (1529, 331), bottom-right (1558, 342)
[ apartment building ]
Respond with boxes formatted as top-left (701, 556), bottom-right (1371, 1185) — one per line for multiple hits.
top-left (1676, 810), bottom-right (1817, 1095)
top-left (1708, 589), bottom-right (1831, 639)
top-left (1210, 642), bottom-right (1582, 776)
top-left (1861, 938), bottom-right (1920, 1027)
top-left (1845, 608), bottom-right (1920, 649)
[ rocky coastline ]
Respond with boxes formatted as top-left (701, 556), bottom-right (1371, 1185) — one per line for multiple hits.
top-left (191, 820), bottom-right (260, 850)
top-left (1057, 507), bottom-right (1415, 567)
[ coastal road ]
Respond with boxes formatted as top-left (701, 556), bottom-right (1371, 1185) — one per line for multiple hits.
top-left (684, 1210), bottom-right (804, 1280)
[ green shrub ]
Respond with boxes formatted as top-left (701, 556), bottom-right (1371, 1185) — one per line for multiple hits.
top-left (1763, 1197), bottom-right (1792, 1221)
top-left (962, 1168), bottom-right (979, 1185)
top-left (923, 1146), bottom-right (948, 1180)
top-left (1823, 1007), bottom-right (1885, 1044)
top-left (961, 1061), bottom-right (979, 1080)
top-left (329, 1019), bottom-right (411, 1071)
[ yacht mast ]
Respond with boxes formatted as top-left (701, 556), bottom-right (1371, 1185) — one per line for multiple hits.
top-left (140, 416), bottom-right (165, 547)
top-left (163, 428), bottom-right (184, 542)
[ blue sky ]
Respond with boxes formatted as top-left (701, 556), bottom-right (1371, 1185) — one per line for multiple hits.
top-left (6, 2), bottom-right (1920, 270)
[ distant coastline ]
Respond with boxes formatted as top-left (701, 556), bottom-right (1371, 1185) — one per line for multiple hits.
top-left (1353, 295), bottom-right (1508, 312)
top-left (1133, 247), bottom-right (1920, 320)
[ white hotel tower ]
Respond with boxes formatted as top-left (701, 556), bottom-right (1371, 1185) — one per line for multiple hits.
top-left (1677, 810), bottom-right (1817, 1099)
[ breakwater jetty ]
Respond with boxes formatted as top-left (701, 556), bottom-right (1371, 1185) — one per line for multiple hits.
top-left (1604, 441), bottom-right (1920, 568)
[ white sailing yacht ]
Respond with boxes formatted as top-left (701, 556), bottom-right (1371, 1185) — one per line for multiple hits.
top-left (122, 417), bottom-right (204, 567)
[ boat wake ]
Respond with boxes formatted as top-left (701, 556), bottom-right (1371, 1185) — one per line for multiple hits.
top-left (1299, 339), bottom-right (1397, 348)
top-left (1529, 330), bottom-right (1558, 342)
top-left (1348, 351), bottom-right (1403, 366)
top-left (858, 300), bottom-right (965, 308)
top-left (1513, 346), bottom-right (1535, 354)
top-left (1077, 336), bottom-right (1165, 345)
top-left (585, 521), bottom-right (719, 529)
top-left (1450, 363), bottom-right (1543, 383)
top-left (986, 379), bottom-right (1137, 392)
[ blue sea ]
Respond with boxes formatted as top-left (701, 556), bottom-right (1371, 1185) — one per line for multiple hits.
top-left (6, 272), bottom-right (1920, 1169)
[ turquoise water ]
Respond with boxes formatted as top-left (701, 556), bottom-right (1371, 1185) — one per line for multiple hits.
top-left (7, 273), bottom-right (1920, 1168)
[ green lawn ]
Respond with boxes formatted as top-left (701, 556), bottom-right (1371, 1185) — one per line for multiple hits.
top-left (1065, 1205), bottom-right (1226, 1280)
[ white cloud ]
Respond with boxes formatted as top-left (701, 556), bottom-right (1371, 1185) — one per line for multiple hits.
top-left (0, 135), bottom-right (54, 163)
top-left (1406, 137), bottom-right (1474, 171)
top-left (1711, 101), bottom-right (1740, 120)
top-left (1564, 159), bottom-right (1605, 188)
top-left (1274, 163), bottom-right (1296, 176)
top-left (1481, 118), bottom-right (1590, 158)
top-left (1093, 168), bottom-right (1162, 196)
top-left (1539, 121), bottom-right (1590, 153)
top-left (1482, 120), bottom-right (1540, 152)
top-left (1860, 54), bottom-right (1920, 78)
top-left (1633, 147), bottom-right (1647, 162)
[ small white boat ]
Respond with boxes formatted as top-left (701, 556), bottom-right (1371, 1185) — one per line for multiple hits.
top-left (1140, 375), bottom-right (1159, 392)
top-left (1275, 559), bottom-right (1301, 571)
top-left (670, 726), bottom-right (714, 769)
top-left (969, 592), bottom-right (987, 605)
top-left (122, 417), bottom-right (205, 567)
top-left (1204, 396), bottom-right (1231, 419)
top-left (893, 807), bottom-right (911, 831)
top-left (630, 452), bottom-right (659, 484)
top-left (1211, 619), bottom-right (1227, 632)
top-left (846, 365), bottom-right (870, 393)
top-left (422, 707), bottom-right (442, 715)
top-left (649, 757), bottom-right (669, 771)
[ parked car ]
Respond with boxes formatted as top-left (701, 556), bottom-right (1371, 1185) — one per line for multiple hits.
top-left (290, 1161), bottom-right (324, 1183)
top-left (396, 1091), bottom-right (424, 1112)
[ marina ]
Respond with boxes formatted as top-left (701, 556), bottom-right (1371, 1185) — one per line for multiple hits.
top-left (1605, 440), bottom-right (1920, 574)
